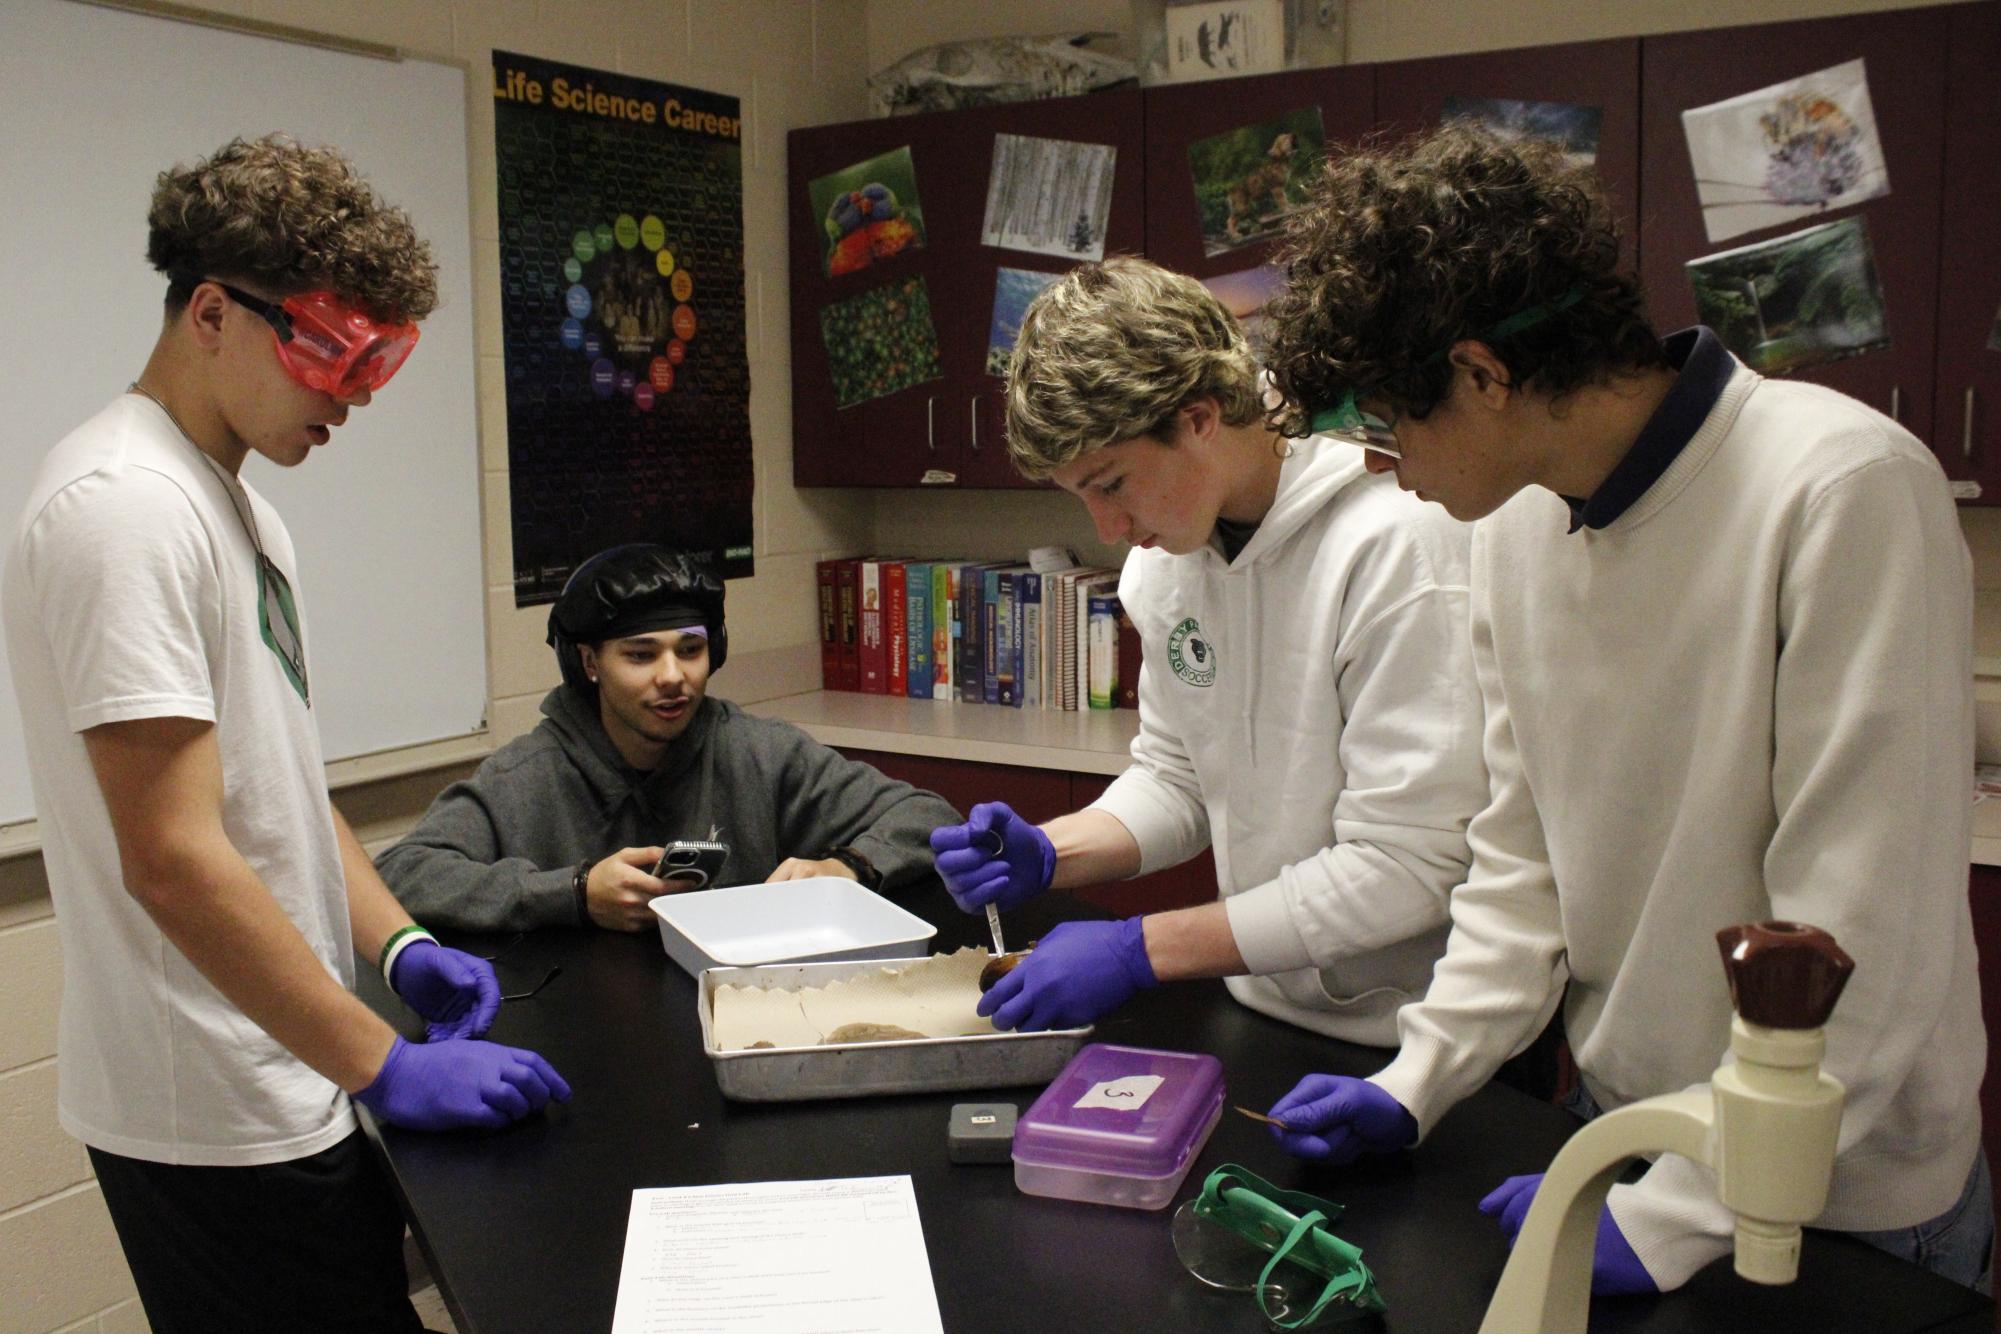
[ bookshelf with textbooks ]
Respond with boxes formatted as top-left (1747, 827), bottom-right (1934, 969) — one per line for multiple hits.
top-left (814, 553), bottom-right (1140, 712)
top-left (793, 549), bottom-right (1216, 919)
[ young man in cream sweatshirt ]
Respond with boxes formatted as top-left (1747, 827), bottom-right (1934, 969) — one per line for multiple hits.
top-left (1253, 124), bottom-right (1989, 1296)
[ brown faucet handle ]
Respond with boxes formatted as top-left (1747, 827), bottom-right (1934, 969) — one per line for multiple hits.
top-left (1716, 921), bottom-right (1855, 1029)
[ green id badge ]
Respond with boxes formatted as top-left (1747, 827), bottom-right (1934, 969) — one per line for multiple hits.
top-left (257, 553), bottom-right (309, 705)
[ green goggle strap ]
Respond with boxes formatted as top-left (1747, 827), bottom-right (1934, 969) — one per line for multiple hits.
top-left (1477, 283), bottom-right (1587, 343)
top-left (1307, 394), bottom-right (1390, 441)
top-left (1190, 1165), bottom-right (1385, 1325)
top-left (1258, 1210), bottom-right (1368, 1329)
top-left (1305, 283), bottom-right (1589, 438)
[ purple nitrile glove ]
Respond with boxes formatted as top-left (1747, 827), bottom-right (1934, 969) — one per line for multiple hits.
top-left (976, 916), bottom-right (1155, 1032)
top-left (353, 1036), bottom-right (572, 1133)
top-left (1478, 1174), bottom-right (1658, 1295)
top-left (389, 940), bottom-right (501, 1042)
top-left (1266, 1074), bottom-right (1419, 1166)
top-left (929, 801), bottom-right (1056, 914)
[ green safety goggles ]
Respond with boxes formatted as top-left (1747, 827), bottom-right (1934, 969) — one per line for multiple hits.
top-left (1171, 1163), bottom-right (1387, 1328)
top-left (1307, 286), bottom-right (1588, 458)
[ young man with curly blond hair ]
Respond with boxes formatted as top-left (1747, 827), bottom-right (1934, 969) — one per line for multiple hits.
top-left (3, 135), bottom-right (568, 1333)
top-left (1252, 124), bottom-right (1989, 1297)
top-left (928, 256), bottom-right (1491, 1047)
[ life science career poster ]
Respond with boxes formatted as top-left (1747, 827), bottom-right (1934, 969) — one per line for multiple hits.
top-left (493, 51), bottom-right (753, 605)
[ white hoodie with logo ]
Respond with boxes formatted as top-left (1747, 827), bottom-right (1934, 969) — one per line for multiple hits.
top-left (1090, 431), bottom-right (1489, 1045)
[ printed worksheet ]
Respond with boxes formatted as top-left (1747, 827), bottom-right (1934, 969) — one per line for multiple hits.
top-left (610, 1176), bottom-right (944, 1333)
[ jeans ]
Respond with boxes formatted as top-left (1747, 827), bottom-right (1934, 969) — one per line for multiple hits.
top-left (1563, 1079), bottom-right (1993, 1295)
top-left (1848, 1147), bottom-right (1994, 1295)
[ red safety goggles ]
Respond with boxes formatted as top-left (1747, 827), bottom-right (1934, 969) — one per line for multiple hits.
top-left (211, 280), bottom-right (419, 398)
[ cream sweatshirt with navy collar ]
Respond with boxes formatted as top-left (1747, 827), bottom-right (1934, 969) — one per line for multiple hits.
top-left (1090, 431), bottom-right (1490, 1046)
top-left (1371, 356), bottom-right (1985, 1288)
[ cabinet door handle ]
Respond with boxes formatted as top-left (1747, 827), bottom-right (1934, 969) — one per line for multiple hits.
top-left (927, 396), bottom-right (937, 452)
top-left (1968, 388), bottom-right (1979, 461)
top-left (1889, 385), bottom-right (1899, 422)
top-left (970, 398), bottom-right (980, 452)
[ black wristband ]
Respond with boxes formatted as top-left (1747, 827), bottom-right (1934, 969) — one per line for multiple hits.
top-left (572, 859), bottom-right (592, 924)
top-left (826, 845), bottom-right (883, 890)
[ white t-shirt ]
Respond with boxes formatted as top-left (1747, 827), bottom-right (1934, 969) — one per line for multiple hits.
top-left (3, 394), bottom-right (355, 1167)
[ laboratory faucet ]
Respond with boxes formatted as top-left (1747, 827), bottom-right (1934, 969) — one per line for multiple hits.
top-left (1478, 920), bottom-right (1854, 1334)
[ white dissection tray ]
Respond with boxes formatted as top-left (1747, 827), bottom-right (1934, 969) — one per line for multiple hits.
top-left (649, 876), bottom-right (937, 976)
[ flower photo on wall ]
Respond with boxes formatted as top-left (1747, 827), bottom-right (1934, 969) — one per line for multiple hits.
top-left (1681, 58), bottom-right (1890, 244)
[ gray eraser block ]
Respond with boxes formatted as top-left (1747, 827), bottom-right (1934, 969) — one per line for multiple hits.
top-left (949, 1102), bottom-right (1018, 1164)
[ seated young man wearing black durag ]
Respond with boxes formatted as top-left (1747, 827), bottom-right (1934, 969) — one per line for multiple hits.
top-left (381, 546), bottom-right (960, 931)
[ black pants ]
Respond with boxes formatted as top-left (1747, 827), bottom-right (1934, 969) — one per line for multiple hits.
top-left (89, 1129), bottom-right (425, 1334)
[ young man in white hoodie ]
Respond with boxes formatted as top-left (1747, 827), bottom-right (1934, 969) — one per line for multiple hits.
top-left (927, 256), bottom-right (1490, 1044)
top-left (1252, 124), bottom-right (1989, 1296)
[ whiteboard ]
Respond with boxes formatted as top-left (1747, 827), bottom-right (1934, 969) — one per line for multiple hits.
top-left (0, 0), bottom-right (487, 827)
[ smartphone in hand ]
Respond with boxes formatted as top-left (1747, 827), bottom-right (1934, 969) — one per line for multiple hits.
top-left (652, 840), bottom-right (729, 890)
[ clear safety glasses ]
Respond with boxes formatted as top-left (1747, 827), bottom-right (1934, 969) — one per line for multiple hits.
top-left (1171, 1164), bottom-right (1386, 1329)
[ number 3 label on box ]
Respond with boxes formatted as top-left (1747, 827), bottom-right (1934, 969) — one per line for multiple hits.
top-left (1074, 1075), bottom-right (1165, 1110)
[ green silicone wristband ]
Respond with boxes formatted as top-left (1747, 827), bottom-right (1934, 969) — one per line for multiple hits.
top-left (377, 923), bottom-right (433, 978)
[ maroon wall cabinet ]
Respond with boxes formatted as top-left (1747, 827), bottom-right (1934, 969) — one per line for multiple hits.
top-left (1373, 38), bottom-right (1641, 270)
top-left (1639, 9), bottom-right (1950, 447)
top-left (1934, 1), bottom-right (2001, 497)
top-left (958, 91), bottom-right (1149, 490)
top-left (788, 91), bottom-right (1145, 490)
top-left (788, 111), bottom-right (978, 487)
top-left (795, 5), bottom-right (1989, 494)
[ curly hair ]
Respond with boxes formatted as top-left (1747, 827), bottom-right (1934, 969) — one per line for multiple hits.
top-left (1262, 124), bottom-right (1663, 437)
top-left (1004, 256), bottom-right (1264, 480)
top-left (148, 134), bottom-right (438, 323)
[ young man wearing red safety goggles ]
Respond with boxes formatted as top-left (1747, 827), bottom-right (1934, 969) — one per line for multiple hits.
top-left (2, 134), bottom-right (569, 1334)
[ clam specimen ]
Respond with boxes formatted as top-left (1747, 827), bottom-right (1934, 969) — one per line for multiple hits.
top-left (979, 946), bottom-right (1035, 993)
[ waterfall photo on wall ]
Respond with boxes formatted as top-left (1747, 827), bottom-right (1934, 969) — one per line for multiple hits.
top-left (987, 268), bottom-right (1065, 377)
top-left (1687, 216), bottom-right (1889, 375)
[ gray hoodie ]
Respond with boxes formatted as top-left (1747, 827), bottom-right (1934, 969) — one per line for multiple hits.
top-left (377, 685), bottom-right (961, 931)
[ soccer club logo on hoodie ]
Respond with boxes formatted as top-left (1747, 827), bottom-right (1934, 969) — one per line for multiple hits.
top-left (1167, 617), bottom-right (1215, 687)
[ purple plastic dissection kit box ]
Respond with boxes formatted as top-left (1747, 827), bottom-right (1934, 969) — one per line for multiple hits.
top-left (1012, 1043), bottom-right (1225, 1210)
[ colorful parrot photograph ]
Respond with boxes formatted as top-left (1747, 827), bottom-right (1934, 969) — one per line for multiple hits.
top-left (807, 146), bottom-right (929, 278)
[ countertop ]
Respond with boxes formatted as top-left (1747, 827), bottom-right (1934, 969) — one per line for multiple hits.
top-left (756, 689), bottom-right (1139, 776)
